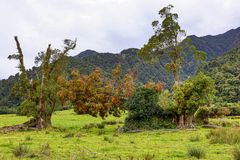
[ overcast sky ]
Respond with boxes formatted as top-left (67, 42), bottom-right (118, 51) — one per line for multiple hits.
top-left (0, 0), bottom-right (240, 79)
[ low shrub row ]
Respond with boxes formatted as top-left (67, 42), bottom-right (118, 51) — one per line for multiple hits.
top-left (0, 106), bottom-right (16, 114)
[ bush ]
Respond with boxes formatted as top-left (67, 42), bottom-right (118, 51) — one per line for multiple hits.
top-left (209, 106), bottom-right (231, 118)
top-left (209, 118), bottom-right (240, 127)
top-left (233, 146), bottom-right (240, 160)
top-left (124, 117), bottom-right (175, 131)
top-left (228, 104), bottom-right (240, 116)
top-left (124, 88), bottom-right (174, 130)
top-left (206, 128), bottom-right (240, 144)
top-left (0, 106), bottom-right (16, 114)
top-left (12, 144), bottom-right (29, 157)
top-left (187, 146), bottom-right (206, 159)
top-left (125, 88), bottom-right (162, 120)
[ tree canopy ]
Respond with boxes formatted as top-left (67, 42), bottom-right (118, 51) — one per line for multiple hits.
top-left (138, 5), bottom-right (206, 86)
top-left (8, 36), bottom-right (76, 129)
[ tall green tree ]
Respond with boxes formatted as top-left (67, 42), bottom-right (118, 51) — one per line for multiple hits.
top-left (138, 5), bottom-right (206, 128)
top-left (8, 36), bottom-right (76, 129)
top-left (138, 5), bottom-right (206, 86)
top-left (173, 72), bottom-right (215, 128)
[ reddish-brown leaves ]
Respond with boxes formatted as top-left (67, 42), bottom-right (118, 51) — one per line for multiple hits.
top-left (57, 64), bottom-right (135, 118)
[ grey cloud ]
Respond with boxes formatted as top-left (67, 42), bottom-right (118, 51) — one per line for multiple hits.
top-left (0, 0), bottom-right (240, 79)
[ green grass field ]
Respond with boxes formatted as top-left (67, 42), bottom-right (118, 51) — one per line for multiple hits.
top-left (0, 110), bottom-right (237, 160)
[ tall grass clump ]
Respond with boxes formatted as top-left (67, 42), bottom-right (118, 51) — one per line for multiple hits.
top-left (187, 146), bottom-right (206, 159)
top-left (143, 154), bottom-right (155, 160)
top-left (12, 144), bottom-right (29, 157)
top-left (39, 142), bottom-right (51, 156)
top-left (25, 135), bottom-right (32, 141)
top-left (189, 135), bottom-right (201, 142)
top-left (206, 128), bottom-right (240, 144)
top-left (233, 146), bottom-right (240, 160)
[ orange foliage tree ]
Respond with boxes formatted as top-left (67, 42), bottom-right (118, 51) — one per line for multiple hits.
top-left (58, 64), bottom-right (135, 118)
top-left (144, 81), bottom-right (164, 93)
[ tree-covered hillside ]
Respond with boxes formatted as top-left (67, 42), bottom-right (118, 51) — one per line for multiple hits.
top-left (202, 46), bottom-right (240, 103)
top-left (189, 27), bottom-right (240, 60)
top-left (1, 27), bottom-right (240, 108)
top-left (68, 48), bottom-right (171, 85)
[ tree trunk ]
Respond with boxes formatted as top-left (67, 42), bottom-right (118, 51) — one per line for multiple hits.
top-left (187, 114), bottom-right (195, 128)
top-left (178, 115), bottom-right (185, 128)
top-left (172, 114), bottom-right (179, 125)
top-left (36, 114), bottom-right (52, 129)
top-left (173, 70), bottom-right (180, 86)
top-left (36, 71), bottom-right (52, 129)
top-left (203, 114), bottom-right (209, 125)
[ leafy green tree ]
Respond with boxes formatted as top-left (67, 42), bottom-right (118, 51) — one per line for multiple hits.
top-left (138, 4), bottom-right (205, 86)
top-left (138, 4), bottom-right (206, 128)
top-left (173, 72), bottom-right (215, 127)
top-left (8, 36), bottom-right (76, 129)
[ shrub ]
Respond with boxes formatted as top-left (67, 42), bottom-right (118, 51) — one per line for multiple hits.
top-left (233, 146), bottom-right (240, 160)
top-left (125, 88), bottom-right (161, 120)
top-left (12, 144), bottom-right (29, 157)
top-left (124, 88), bottom-right (174, 130)
top-left (0, 106), bottom-right (17, 114)
top-left (206, 128), bottom-right (240, 144)
top-left (187, 146), bottom-right (206, 159)
top-left (210, 118), bottom-right (240, 127)
top-left (228, 104), bottom-right (240, 116)
top-left (209, 106), bottom-right (231, 118)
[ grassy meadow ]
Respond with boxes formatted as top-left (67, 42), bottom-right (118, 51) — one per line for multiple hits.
top-left (0, 110), bottom-right (237, 160)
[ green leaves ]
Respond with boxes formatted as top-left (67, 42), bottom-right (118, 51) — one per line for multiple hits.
top-left (138, 5), bottom-right (206, 86)
top-left (203, 47), bottom-right (240, 103)
top-left (173, 72), bottom-right (215, 115)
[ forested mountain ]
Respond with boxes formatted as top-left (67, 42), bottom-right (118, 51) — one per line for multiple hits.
top-left (202, 46), bottom-right (240, 103)
top-left (189, 27), bottom-right (240, 60)
top-left (1, 27), bottom-right (240, 108)
top-left (68, 48), bottom-right (171, 85)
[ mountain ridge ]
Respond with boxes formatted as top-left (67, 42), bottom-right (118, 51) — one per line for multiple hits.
top-left (1, 27), bottom-right (240, 107)
top-left (189, 26), bottom-right (240, 60)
